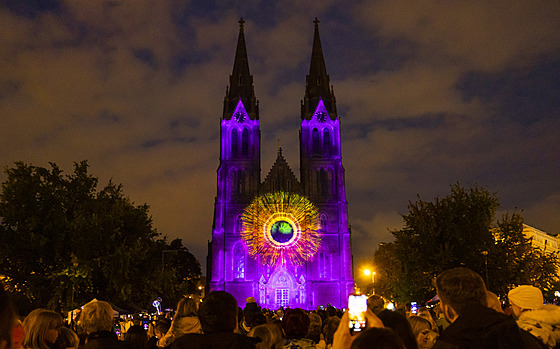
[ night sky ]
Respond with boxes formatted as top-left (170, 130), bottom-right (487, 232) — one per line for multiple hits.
top-left (1, 1), bottom-right (559, 274)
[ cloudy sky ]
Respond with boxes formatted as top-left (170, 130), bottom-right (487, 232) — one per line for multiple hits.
top-left (1, 0), bottom-right (559, 274)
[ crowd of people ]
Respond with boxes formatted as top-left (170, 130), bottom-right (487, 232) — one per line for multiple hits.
top-left (1, 267), bottom-right (560, 349)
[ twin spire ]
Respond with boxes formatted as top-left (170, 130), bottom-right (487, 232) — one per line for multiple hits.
top-left (224, 17), bottom-right (336, 121)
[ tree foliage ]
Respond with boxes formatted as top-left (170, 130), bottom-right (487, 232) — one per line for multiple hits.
top-left (0, 161), bottom-right (201, 315)
top-left (373, 183), bottom-right (559, 303)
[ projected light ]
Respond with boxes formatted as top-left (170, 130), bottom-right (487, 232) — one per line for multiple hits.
top-left (241, 191), bottom-right (321, 265)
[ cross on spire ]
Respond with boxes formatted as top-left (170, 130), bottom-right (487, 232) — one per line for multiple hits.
top-left (313, 17), bottom-right (320, 28)
top-left (239, 17), bottom-right (245, 29)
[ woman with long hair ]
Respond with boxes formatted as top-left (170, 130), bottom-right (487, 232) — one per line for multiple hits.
top-left (22, 309), bottom-right (63, 349)
top-left (407, 316), bottom-right (438, 349)
top-left (248, 323), bottom-right (284, 349)
top-left (157, 297), bottom-right (201, 347)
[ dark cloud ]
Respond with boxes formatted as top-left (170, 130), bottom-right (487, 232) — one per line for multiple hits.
top-left (1, 0), bottom-right (559, 273)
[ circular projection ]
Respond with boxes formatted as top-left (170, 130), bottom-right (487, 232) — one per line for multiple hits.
top-left (270, 220), bottom-right (294, 243)
top-left (241, 191), bottom-right (322, 265)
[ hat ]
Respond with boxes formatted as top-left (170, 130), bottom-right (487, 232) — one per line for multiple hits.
top-left (246, 297), bottom-right (256, 304)
top-left (508, 285), bottom-right (543, 310)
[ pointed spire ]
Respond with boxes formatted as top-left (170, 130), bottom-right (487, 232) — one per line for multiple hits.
top-left (303, 17), bottom-right (335, 119)
top-left (224, 18), bottom-right (258, 119)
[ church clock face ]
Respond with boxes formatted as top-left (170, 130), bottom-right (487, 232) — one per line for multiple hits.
top-left (316, 111), bottom-right (327, 122)
top-left (235, 111), bottom-right (246, 123)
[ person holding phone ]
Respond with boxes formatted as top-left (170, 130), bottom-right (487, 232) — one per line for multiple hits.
top-left (332, 295), bottom-right (385, 349)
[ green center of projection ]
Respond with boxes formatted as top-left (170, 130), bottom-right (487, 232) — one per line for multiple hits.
top-left (270, 220), bottom-right (294, 243)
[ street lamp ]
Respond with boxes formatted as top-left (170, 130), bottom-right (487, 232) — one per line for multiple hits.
top-left (363, 269), bottom-right (376, 294)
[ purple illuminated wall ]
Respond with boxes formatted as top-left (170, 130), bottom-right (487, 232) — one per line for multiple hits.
top-left (208, 19), bottom-right (354, 310)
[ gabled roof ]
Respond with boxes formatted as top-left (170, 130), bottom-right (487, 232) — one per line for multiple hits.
top-left (260, 148), bottom-right (303, 194)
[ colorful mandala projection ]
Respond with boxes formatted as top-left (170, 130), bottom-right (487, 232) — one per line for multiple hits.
top-left (240, 191), bottom-right (322, 265)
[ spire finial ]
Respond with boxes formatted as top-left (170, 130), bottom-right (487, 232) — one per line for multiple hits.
top-left (239, 17), bottom-right (245, 29)
top-left (313, 17), bottom-right (320, 28)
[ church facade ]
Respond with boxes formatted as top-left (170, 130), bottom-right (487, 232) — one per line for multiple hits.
top-left (208, 18), bottom-right (354, 310)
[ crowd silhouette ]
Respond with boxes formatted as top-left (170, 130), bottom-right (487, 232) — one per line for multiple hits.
top-left (1, 267), bottom-right (559, 349)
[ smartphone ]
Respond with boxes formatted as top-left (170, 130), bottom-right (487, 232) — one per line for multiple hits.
top-left (348, 294), bottom-right (368, 335)
top-left (411, 301), bottom-right (418, 314)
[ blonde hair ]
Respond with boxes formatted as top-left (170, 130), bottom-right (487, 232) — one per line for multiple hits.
top-left (22, 308), bottom-right (63, 349)
top-left (80, 301), bottom-right (114, 334)
top-left (175, 297), bottom-right (198, 319)
top-left (248, 323), bottom-right (284, 349)
top-left (407, 315), bottom-right (432, 337)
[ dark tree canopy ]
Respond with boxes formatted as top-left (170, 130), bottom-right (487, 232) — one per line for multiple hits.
top-left (373, 183), bottom-right (559, 304)
top-left (0, 161), bottom-right (201, 315)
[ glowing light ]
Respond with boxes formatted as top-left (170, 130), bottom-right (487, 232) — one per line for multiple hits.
top-left (386, 302), bottom-right (395, 310)
top-left (241, 191), bottom-right (321, 265)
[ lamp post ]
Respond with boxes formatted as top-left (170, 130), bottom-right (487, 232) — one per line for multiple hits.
top-left (481, 250), bottom-right (489, 287)
top-left (363, 269), bottom-right (376, 295)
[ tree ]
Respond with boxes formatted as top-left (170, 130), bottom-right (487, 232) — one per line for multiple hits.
top-left (0, 161), bottom-right (201, 315)
top-left (373, 183), bottom-right (559, 304)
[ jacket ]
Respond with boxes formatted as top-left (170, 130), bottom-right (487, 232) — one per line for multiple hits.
top-left (79, 331), bottom-right (131, 349)
top-left (170, 331), bottom-right (259, 349)
top-left (516, 305), bottom-right (560, 348)
top-left (433, 304), bottom-right (541, 349)
top-left (157, 316), bottom-right (202, 347)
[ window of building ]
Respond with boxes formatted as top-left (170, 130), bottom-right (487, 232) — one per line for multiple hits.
top-left (323, 128), bottom-right (331, 155)
top-left (231, 129), bottom-right (238, 157)
top-left (312, 128), bottom-right (320, 155)
top-left (242, 128), bottom-right (249, 156)
top-left (234, 244), bottom-right (245, 279)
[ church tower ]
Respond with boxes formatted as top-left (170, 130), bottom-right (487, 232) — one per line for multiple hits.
top-left (209, 18), bottom-right (261, 292)
top-left (209, 18), bottom-right (354, 309)
top-left (299, 18), bottom-right (354, 305)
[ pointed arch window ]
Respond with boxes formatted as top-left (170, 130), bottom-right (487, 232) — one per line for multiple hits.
top-left (242, 128), bottom-right (249, 156)
top-left (236, 215), bottom-right (243, 234)
top-left (320, 214), bottom-right (328, 231)
top-left (231, 129), bottom-right (239, 157)
top-left (319, 249), bottom-right (331, 279)
top-left (236, 169), bottom-right (245, 196)
top-left (312, 128), bottom-right (320, 156)
top-left (234, 243), bottom-right (245, 279)
top-left (323, 128), bottom-right (331, 156)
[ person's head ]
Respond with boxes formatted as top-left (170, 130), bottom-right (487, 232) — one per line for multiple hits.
top-left (350, 327), bottom-right (405, 349)
top-left (124, 325), bottom-right (148, 349)
top-left (486, 291), bottom-right (504, 314)
top-left (407, 316), bottom-right (437, 349)
top-left (322, 316), bottom-right (340, 346)
top-left (308, 312), bottom-right (322, 337)
top-left (508, 285), bottom-right (544, 319)
top-left (0, 281), bottom-right (15, 349)
top-left (282, 308), bottom-right (310, 339)
top-left (248, 323), bottom-right (283, 349)
top-left (56, 326), bottom-right (79, 349)
top-left (79, 300), bottom-right (114, 334)
top-left (199, 291), bottom-right (238, 333)
top-left (22, 308), bottom-right (63, 349)
top-left (377, 310), bottom-right (418, 349)
top-left (154, 321), bottom-right (170, 338)
top-left (175, 297), bottom-right (198, 319)
top-left (367, 295), bottom-right (385, 314)
top-left (435, 268), bottom-right (487, 323)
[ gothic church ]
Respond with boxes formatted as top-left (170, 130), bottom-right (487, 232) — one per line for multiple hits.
top-left (208, 18), bottom-right (354, 309)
